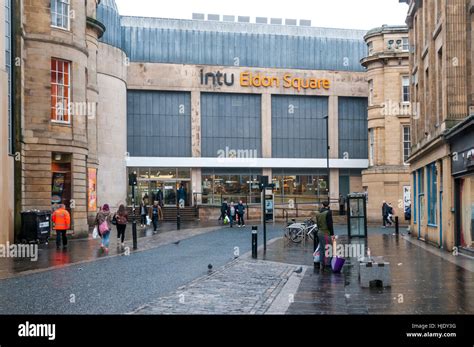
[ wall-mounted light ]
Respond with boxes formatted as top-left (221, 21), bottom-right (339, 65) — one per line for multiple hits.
top-left (54, 153), bottom-right (62, 161)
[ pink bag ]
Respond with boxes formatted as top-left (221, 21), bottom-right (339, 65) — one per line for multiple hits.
top-left (99, 220), bottom-right (109, 235)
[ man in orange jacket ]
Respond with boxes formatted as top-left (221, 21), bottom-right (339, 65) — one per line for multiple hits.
top-left (52, 204), bottom-right (71, 250)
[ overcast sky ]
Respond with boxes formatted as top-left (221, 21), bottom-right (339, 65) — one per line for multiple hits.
top-left (114, 0), bottom-right (408, 30)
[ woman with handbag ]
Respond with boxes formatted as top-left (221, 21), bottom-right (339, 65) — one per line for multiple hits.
top-left (114, 204), bottom-right (129, 249)
top-left (95, 204), bottom-right (113, 253)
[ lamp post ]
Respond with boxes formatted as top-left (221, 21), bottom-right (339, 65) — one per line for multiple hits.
top-left (323, 115), bottom-right (330, 204)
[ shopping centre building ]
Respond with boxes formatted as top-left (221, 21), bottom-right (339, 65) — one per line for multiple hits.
top-left (97, 0), bottom-right (369, 216)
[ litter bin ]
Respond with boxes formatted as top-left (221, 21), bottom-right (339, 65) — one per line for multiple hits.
top-left (20, 210), bottom-right (51, 244)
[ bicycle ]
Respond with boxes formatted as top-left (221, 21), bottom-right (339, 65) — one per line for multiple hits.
top-left (285, 219), bottom-right (319, 244)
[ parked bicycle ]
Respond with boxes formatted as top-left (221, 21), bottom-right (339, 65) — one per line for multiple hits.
top-left (284, 219), bottom-right (319, 243)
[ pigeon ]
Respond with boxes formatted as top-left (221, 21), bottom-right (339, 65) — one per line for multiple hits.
top-left (294, 267), bottom-right (303, 274)
top-left (208, 264), bottom-right (213, 271)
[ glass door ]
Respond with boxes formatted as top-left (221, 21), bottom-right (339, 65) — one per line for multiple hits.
top-left (163, 182), bottom-right (177, 206)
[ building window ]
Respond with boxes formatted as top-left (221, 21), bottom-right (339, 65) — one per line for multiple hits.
top-left (403, 126), bottom-right (411, 163)
top-left (427, 163), bottom-right (437, 225)
top-left (402, 37), bottom-right (409, 52)
top-left (51, 0), bottom-right (70, 30)
top-left (368, 80), bottom-right (374, 106)
top-left (51, 58), bottom-right (71, 123)
top-left (369, 128), bottom-right (375, 166)
top-left (402, 76), bottom-right (410, 103)
top-left (367, 41), bottom-right (374, 56)
top-left (436, 48), bottom-right (443, 126)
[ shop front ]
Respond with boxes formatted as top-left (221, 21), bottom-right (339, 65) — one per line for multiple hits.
top-left (446, 116), bottom-right (474, 255)
top-left (127, 168), bottom-right (192, 207)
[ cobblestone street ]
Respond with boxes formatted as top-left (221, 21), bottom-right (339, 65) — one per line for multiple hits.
top-left (133, 259), bottom-right (302, 314)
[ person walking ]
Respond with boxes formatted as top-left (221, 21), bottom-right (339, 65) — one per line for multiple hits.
top-left (219, 199), bottom-right (228, 223)
top-left (315, 201), bottom-right (335, 271)
top-left (386, 203), bottom-right (394, 226)
top-left (52, 204), bottom-right (71, 250)
top-left (382, 201), bottom-right (389, 228)
top-left (178, 184), bottom-right (187, 208)
top-left (228, 201), bottom-right (236, 228)
top-left (95, 204), bottom-right (113, 253)
top-left (236, 200), bottom-right (246, 228)
top-left (139, 199), bottom-right (148, 228)
top-left (114, 204), bottom-right (128, 249)
top-left (149, 201), bottom-right (163, 233)
top-left (338, 194), bottom-right (346, 216)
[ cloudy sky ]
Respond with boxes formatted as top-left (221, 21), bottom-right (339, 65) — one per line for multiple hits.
top-left (114, 0), bottom-right (409, 30)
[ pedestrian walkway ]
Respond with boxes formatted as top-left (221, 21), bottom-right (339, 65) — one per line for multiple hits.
top-left (0, 222), bottom-right (221, 280)
top-left (261, 230), bottom-right (474, 314)
top-left (129, 225), bottom-right (474, 315)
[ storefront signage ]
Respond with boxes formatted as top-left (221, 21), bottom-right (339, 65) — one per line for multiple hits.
top-left (200, 70), bottom-right (330, 92)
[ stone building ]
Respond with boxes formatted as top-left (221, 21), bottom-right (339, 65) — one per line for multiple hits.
top-left (401, 0), bottom-right (474, 254)
top-left (0, 0), bottom-right (14, 244)
top-left (11, 0), bottom-right (105, 238)
top-left (361, 25), bottom-right (411, 223)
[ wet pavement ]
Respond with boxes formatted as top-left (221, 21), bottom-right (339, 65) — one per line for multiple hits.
top-left (260, 229), bottom-right (474, 314)
top-left (1, 221), bottom-right (472, 315)
top-left (0, 224), bottom-right (285, 314)
top-left (0, 221), bottom-right (223, 280)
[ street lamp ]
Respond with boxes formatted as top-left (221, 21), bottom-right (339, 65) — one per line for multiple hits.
top-left (323, 115), bottom-right (330, 205)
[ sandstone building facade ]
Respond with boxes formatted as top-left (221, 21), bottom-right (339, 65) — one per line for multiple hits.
top-left (361, 25), bottom-right (412, 223)
top-left (402, 0), bottom-right (474, 254)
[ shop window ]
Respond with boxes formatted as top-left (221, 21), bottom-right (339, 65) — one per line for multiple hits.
top-left (51, 58), bottom-right (71, 123)
top-left (427, 163), bottom-right (437, 225)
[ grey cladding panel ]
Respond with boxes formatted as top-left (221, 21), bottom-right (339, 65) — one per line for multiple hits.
top-left (121, 26), bottom-right (366, 71)
top-left (127, 91), bottom-right (191, 157)
top-left (201, 93), bottom-right (262, 157)
top-left (338, 97), bottom-right (368, 160)
top-left (272, 96), bottom-right (329, 158)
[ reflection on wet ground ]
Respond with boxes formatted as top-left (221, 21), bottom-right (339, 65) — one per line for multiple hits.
top-left (261, 229), bottom-right (474, 314)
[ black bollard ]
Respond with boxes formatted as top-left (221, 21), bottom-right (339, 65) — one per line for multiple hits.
top-left (252, 226), bottom-right (258, 259)
top-left (132, 218), bottom-right (137, 250)
top-left (395, 216), bottom-right (399, 235)
top-left (177, 208), bottom-right (181, 230)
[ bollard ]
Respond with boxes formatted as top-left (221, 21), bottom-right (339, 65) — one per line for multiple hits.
top-left (395, 216), bottom-right (399, 235)
top-left (252, 226), bottom-right (258, 259)
top-left (177, 207), bottom-right (181, 230)
top-left (132, 217), bottom-right (137, 250)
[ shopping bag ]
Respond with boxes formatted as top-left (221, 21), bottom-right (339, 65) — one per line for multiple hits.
top-left (224, 215), bottom-right (230, 225)
top-left (313, 244), bottom-right (320, 262)
top-left (331, 256), bottom-right (346, 273)
top-left (331, 237), bottom-right (345, 273)
top-left (146, 215), bottom-right (151, 226)
top-left (92, 226), bottom-right (99, 239)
